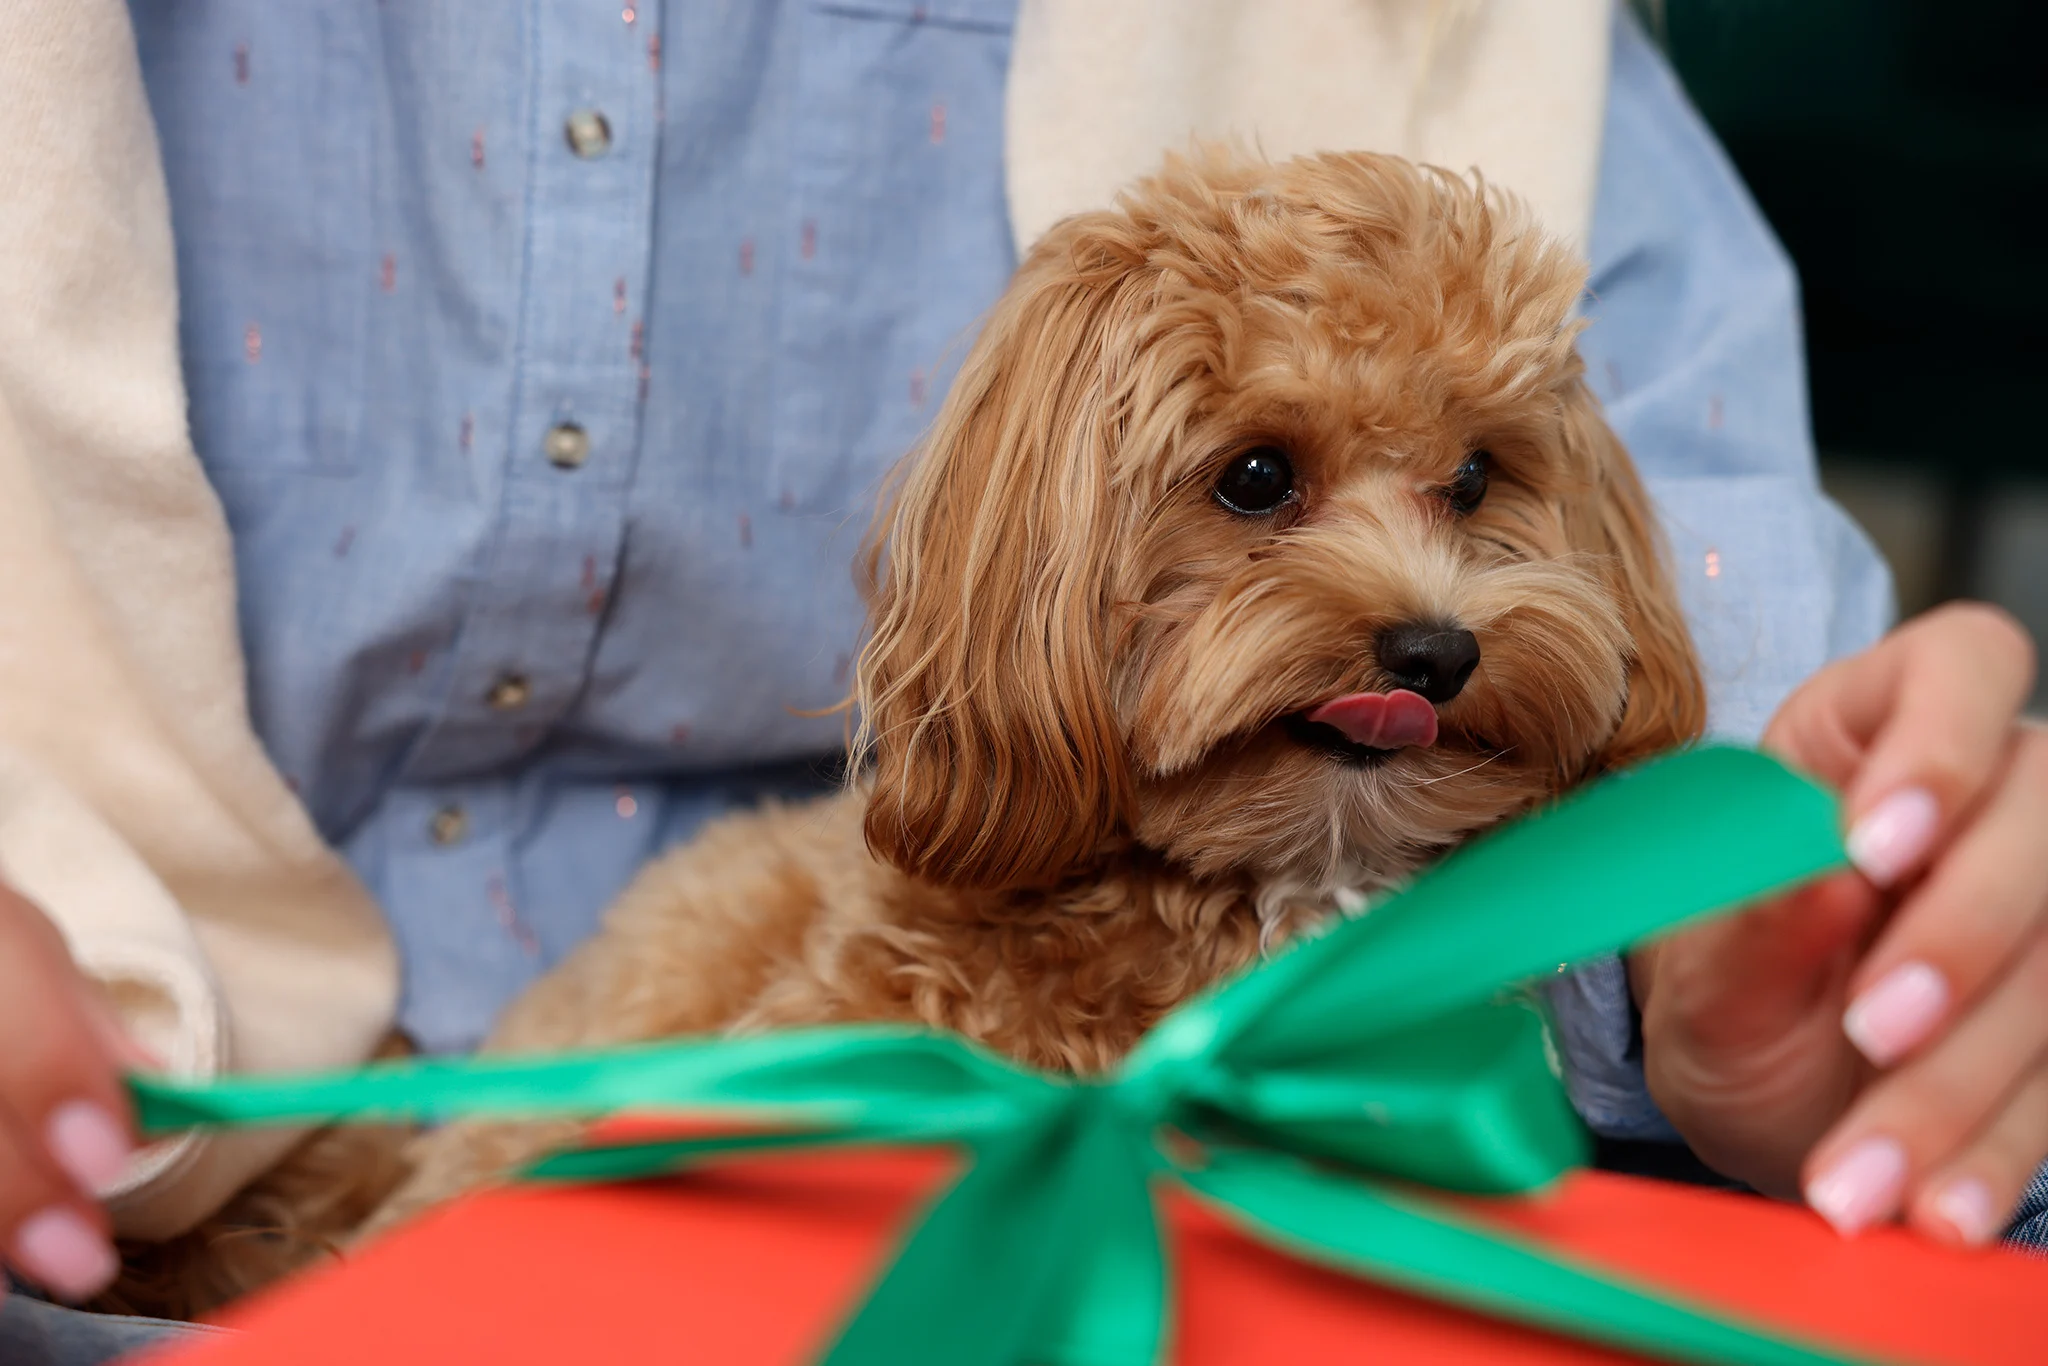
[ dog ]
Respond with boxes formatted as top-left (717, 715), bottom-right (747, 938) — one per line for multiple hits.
top-left (111, 147), bottom-right (1691, 1269)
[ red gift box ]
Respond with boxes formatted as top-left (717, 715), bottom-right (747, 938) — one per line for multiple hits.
top-left (116, 755), bottom-right (2046, 1365)
top-left (135, 1148), bottom-right (2043, 1366)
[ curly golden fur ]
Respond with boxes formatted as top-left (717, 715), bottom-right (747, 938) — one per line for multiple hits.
top-left (132, 148), bottom-right (1707, 1297)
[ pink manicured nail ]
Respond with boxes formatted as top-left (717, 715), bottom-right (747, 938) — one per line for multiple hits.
top-left (1928, 1177), bottom-right (2000, 1246)
top-left (1845, 787), bottom-right (1939, 887)
top-left (1806, 1136), bottom-right (1907, 1235)
top-left (85, 997), bottom-right (164, 1072)
top-left (45, 1100), bottom-right (132, 1194)
top-left (11, 1206), bottom-right (118, 1301)
top-left (1842, 961), bottom-right (1949, 1066)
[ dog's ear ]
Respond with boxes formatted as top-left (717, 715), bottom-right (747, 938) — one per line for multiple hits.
top-left (1560, 380), bottom-right (1708, 769)
top-left (853, 228), bottom-right (1146, 890)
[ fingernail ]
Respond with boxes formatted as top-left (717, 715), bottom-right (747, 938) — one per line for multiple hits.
top-left (12, 1207), bottom-right (118, 1302)
top-left (1928, 1177), bottom-right (2000, 1246)
top-left (1842, 961), bottom-right (1950, 1066)
top-left (1846, 787), bottom-right (1939, 888)
top-left (1806, 1136), bottom-right (1908, 1235)
top-left (45, 1100), bottom-right (132, 1194)
top-left (85, 998), bottom-right (164, 1072)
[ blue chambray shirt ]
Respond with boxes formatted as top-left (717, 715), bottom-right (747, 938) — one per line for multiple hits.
top-left (121, 1), bottom-right (2048, 1246)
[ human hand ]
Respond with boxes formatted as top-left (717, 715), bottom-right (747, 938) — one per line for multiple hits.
top-left (0, 879), bottom-right (142, 1303)
top-left (1633, 602), bottom-right (2045, 1245)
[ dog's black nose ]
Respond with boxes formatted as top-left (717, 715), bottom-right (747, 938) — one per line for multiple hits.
top-left (1376, 623), bottom-right (1481, 704)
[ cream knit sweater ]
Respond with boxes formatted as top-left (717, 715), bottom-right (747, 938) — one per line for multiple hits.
top-left (0, 5), bottom-right (401, 1239)
top-left (0, 0), bottom-right (1607, 1240)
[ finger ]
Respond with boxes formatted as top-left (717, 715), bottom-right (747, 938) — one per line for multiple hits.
top-left (1910, 1070), bottom-right (2048, 1247)
top-left (1843, 605), bottom-right (2036, 807)
top-left (1759, 652), bottom-right (1872, 787)
top-left (1803, 929), bottom-right (2048, 1235)
top-left (1837, 607), bottom-right (2034, 887)
top-left (0, 1111), bottom-right (117, 1302)
top-left (1842, 726), bottom-right (2048, 1066)
top-left (0, 887), bottom-right (138, 1196)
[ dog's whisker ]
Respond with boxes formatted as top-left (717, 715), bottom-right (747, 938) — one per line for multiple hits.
top-left (1396, 749), bottom-right (1514, 787)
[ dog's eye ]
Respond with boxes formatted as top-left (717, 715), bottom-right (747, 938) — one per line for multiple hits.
top-left (1214, 447), bottom-right (1296, 515)
top-left (1443, 451), bottom-right (1491, 515)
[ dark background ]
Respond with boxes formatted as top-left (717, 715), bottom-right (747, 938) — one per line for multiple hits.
top-left (1654, 0), bottom-right (2046, 697)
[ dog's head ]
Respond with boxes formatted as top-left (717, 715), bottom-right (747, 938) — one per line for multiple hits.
top-left (855, 150), bottom-right (1704, 901)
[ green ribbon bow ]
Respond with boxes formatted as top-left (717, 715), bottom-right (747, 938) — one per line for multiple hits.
top-left (132, 747), bottom-right (1888, 1366)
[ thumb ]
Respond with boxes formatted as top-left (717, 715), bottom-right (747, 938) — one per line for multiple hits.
top-left (1646, 872), bottom-right (1880, 1053)
top-left (80, 987), bottom-right (165, 1076)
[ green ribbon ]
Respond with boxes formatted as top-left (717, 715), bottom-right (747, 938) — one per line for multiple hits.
top-left (131, 747), bottom-right (1891, 1366)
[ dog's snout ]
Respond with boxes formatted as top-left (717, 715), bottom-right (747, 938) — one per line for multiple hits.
top-left (1375, 623), bottom-right (1480, 704)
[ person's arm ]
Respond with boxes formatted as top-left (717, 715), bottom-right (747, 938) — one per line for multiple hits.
top-left (1538, 6), bottom-right (1893, 1144)
top-left (0, 0), bottom-right (399, 1289)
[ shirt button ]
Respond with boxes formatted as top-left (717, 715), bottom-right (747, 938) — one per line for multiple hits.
top-left (564, 108), bottom-right (612, 159)
top-left (428, 806), bottom-right (469, 847)
top-left (543, 423), bottom-right (589, 469)
top-left (486, 674), bottom-right (532, 711)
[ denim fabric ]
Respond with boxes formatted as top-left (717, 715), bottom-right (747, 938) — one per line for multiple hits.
top-left (0, 1285), bottom-right (222, 1366)
top-left (2009, 1166), bottom-right (2048, 1251)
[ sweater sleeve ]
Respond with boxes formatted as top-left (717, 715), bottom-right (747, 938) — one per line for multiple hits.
top-left (0, 2), bottom-right (398, 1239)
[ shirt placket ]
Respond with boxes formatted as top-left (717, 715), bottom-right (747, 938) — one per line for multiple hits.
top-left (389, 5), bottom-right (664, 1043)
top-left (413, 9), bottom-right (660, 772)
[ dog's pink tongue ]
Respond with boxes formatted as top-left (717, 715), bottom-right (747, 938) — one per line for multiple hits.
top-left (1305, 690), bottom-right (1439, 749)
